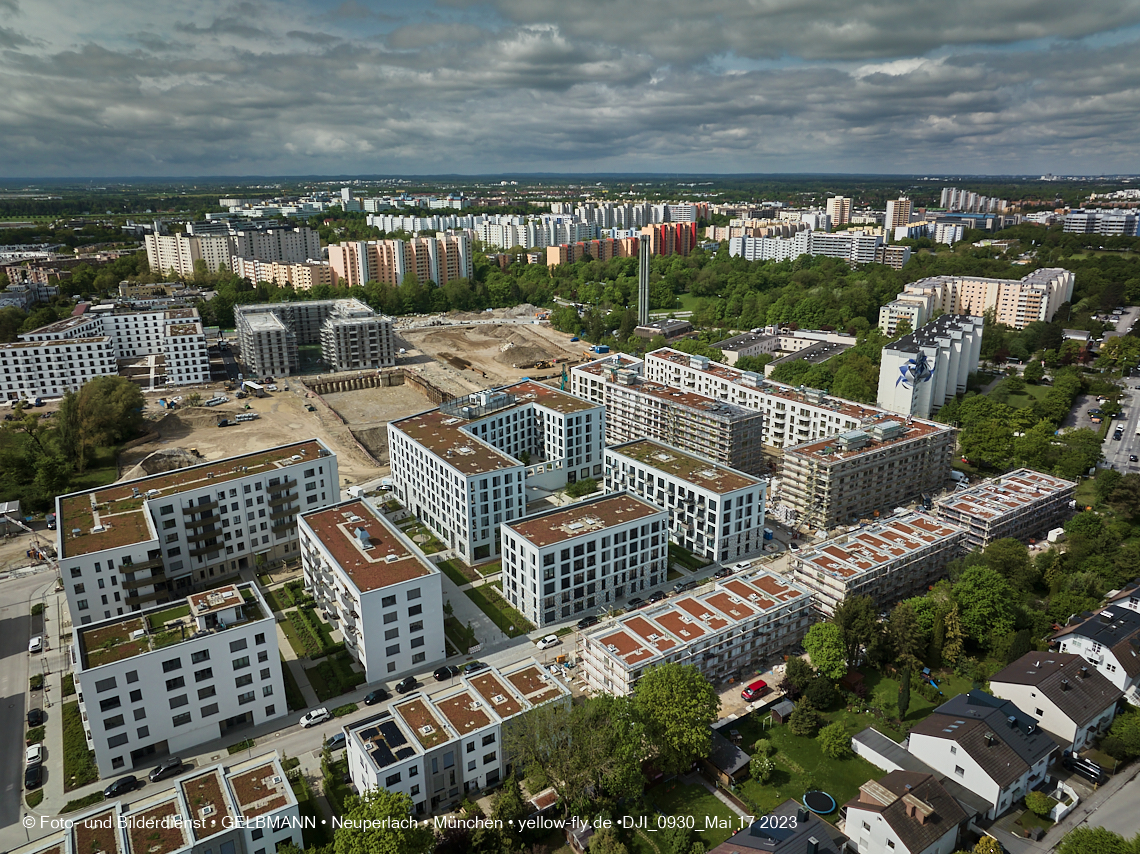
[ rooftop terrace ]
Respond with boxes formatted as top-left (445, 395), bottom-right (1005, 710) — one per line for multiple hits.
top-left (393, 698), bottom-right (449, 749)
top-left (609, 439), bottom-right (759, 494)
top-left (505, 493), bottom-right (662, 548)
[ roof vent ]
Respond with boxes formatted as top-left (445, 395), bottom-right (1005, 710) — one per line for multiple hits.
top-left (1061, 679), bottom-right (1070, 691)
top-left (419, 725), bottom-right (434, 735)
top-left (1079, 666), bottom-right (1089, 679)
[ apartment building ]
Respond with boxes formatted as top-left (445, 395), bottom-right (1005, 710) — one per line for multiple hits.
top-left (601, 371), bottom-right (766, 475)
top-left (728, 230), bottom-right (905, 267)
top-left (0, 336), bottom-right (117, 401)
top-left (345, 659), bottom-right (570, 815)
top-left (388, 382), bottom-right (605, 565)
top-left (145, 226), bottom-right (321, 278)
top-left (876, 244), bottom-right (913, 270)
top-left (72, 582), bottom-right (285, 773)
top-left (790, 512), bottom-right (965, 616)
top-left (299, 498), bottom-right (444, 681)
top-left (235, 299), bottom-right (395, 377)
top-left (877, 315), bottom-right (984, 419)
top-left (932, 468), bottom-right (1076, 551)
top-left (570, 352), bottom-right (644, 405)
top-left (885, 198), bottom-right (914, 234)
top-left (605, 439), bottom-right (766, 563)
top-left (56, 440), bottom-right (339, 623)
top-left (826, 196), bottom-right (852, 227)
top-left (545, 236), bottom-right (639, 267)
top-left (1063, 209), bottom-right (1139, 237)
top-left (712, 331), bottom-right (780, 365)
top-left (11, 752), bottom-right (301, 854)
top-left (878, 269), bottom-right (1075, 331)
top-left (579, 569), bottom-right (812, 695)
top-left (940, 188), bottom-right (1009, 214)
top-left (231, 257), bottom-right (333, 290)
top-left (500, 492), bottom-right (668, 627)
top-left (781, 419), bottom-right (957, 531)
top-left (328, 233), bottom-right (472, 287)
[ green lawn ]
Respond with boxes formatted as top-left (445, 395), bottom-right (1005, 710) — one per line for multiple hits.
top-left (445, 615), bottom-right (479, 653)
top-left (62, 701), bottom-right (99, 791)
top-left (147, 604), bottom-right (190, 630)
top-left (651, 783), bottom-right (738, 849)
top-left (464, 583), bottom-right (535, 637)
top-left (305, 651), bottom-right (366, 702)
top-left (858, 668), bottom-right (977, 740)
top-left (668, 544), bottom-right (711, 572)
top-left (281, 655), bottom-right (307, 711)
top-left (477, 560), bottom-right (502, 577)
top-left (1006, 384), bottom-right (1051, 409)
top-left (437, 559), bottom-right (476, 587)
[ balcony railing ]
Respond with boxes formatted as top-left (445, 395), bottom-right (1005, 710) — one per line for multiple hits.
top-left (183, 500), bottom-right (219, 514)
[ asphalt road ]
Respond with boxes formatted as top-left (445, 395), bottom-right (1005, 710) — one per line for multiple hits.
top-left (0, 573), bottom-right (49, 828)
top-left (1089, 771), bottom-right (1140, 838)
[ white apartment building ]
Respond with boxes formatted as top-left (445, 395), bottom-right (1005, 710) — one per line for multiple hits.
top-left (711, 331), bottom-right (780, 365)
top-left (1053, 589), bottom-right (1140, 702)
top-left (56, 440), bottom-right (339, 623)
top-left (345, 659), bottom-right (570, 815)
top-left (1063, 209), bottom-right (1140, 237)
top-left (0, 336), bottom-right (117, 401)
top-left (12, 753), bottom-right (301, 854)
top-left (72, 583), bottom-right (285, 773)
top-left (605, 439), bottom-right (766, 563)
top-left (500, 492), bottom-right (668, 627)
top-left (932, 468), bottom-right (1076, 551)
top-left (579, 569), bottom-right (812, 696)
top-left (728, 229), bottom-right (897, 266)
top-left (790, 512), bottom-right (965, 616)
top-left (145, 226), bottom-right (321, 278)
top-left (299, 498), bottom-right (445, 682)
top-left (231, 257), bottom-right (333, 290)
top-left (388, 382), bottom-right (605, 565)
top-left (877, 314), bottom-right (984, 419)
top-left (934, 223), bottom-right (965, 245)
top-left (907, 691), bottom-right (1057, 819)
top-left (878, 269), bottom-right (1075, 332)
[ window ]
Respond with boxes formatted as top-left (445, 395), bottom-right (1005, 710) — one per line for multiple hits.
top-left (383, 612), bottom-right (398, 624)
top-left (166, 677), bottom-right (185, 691)
top-left (412, 652), bottom-right (426, 664)
top-left (483, 752), bottom-right (496, 765)
top-left (229, 638), bottom-right (248, 653)
top-left (255, 633), bottom-right (266, 645)
top-left (129, 689), bottom-right (142, 702)
top-left (191, 650), bottom-right (211, 664)
top-left (108, 733), bottom-right (129, 748)
top-left (162, 658), bottom-right (182, 673)
top-left (408, 604), bottom-right (422, 617)
top-left (407, 588), bottom-right (421, 600)
top-left (382, 595), bottom-right (396, 607)
top-left (482, 734), bottom-right (495, 746)
top-left (99, 696), bottom-right (122, 712)
top-left (170, 694), bottom-right (189, 709)
top-left (238, 691), bottom-right (255, 705)
top-left (95, 677), bottom-right (117, 692)
top-left (201, 703), bottom-right (219, 716)
top-left (862, 822), bottom-right (871, 832)
top-left (954, 765), bottom-right (965, 777)
top-left (236, 674), bottom-right (254, 688)
top-left (195, 667), bottom-right (214, 682)
top-left (261, 668), bottom-right (271, 680)
top-left (134, 708), bottom-right (147, 721)
top-left (385, 644), bottom-right (400, 656)
top-left (887, 842), bottom-right (895, 850)
top-left (232, 656), bottom-right (250, 670)
top-left (251, 830), bottom-right (263, 841)
top-left (263, 685), bottom-right (274, 697)
top-left (137, 726), bottom-right (149, 739)
top-left (258, 650), bottom-right (268, 663)
top-left (199, 686), bottom-right (217, 700)
top-left (385, 773), bottom-right (401, 786)
top-left (410, 621), bottom-right (423, 633)
top-left (172, 712), bottom-right (192, 727)
top-left (385, 628), bottom-right (399, 641)
top-left (104, 714), bottom-right (125, 730)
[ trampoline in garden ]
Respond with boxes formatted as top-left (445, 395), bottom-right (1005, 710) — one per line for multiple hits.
top-left (803, 790), bottom-right (837, 814)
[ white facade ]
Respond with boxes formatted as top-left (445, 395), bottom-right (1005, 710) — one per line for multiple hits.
top-left (0, 336), bottom-right (117, 400)
top-left (500, 492), bottom-right (669, 627)
top-left (1054, 593), bottom-right (1140, 701)
top-left (388, 382), bottom-right (605, 565)
top-left (844, 773), bottom-right (963, 854)
top-left (299, 498), bottom-right (445, 682)
top-left (73, 583), bottom-right (285, 774)
top-left (578, 569), bottom-right (812, 695)
top-left (345, 659), bottom-right (570, 815)
top-left (877, 315), bottom-right (983, 419)
top-left (145, 226), bottom-right (321, 278)
top-left (57, 440), bottom-right (339, 624)
top-left (605, 439), bottom-right (766, 563)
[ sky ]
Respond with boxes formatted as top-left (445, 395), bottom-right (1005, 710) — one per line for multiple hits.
top-left (2, 0), bottom-right (1140, 178)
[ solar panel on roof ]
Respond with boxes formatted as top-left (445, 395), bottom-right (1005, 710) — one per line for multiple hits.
top-left (371, 744), bottom-right (396, 767)
top-left (395, 746), bottom-right (415, 760)
top-left (379, 721), bottom-right (406, 746)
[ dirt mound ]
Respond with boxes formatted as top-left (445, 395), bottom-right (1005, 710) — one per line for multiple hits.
top-left (494, 330), bottom-right (551, 367)
top-left (120, 447), bottom-right (201, 481)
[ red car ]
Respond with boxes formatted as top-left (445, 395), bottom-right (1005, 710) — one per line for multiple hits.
top-left (741, 679), bottom-right (769, 701)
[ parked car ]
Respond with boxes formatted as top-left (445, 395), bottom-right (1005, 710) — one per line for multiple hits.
top-left (741, 679), bottom-right (770, 701)
top-left (536, 635), bottom-right (561, 650)
top-left (25, 764), bottom-right (42, 790)
top-left (27, 708), bottom-right (44, 727)
top-left (433, 665), bottom-right (460, 682)
top-left (104, 775), bottom-right (139, 798)
top-left (647, 590), bottom-right (666, 603)
top-left (148, 757), bottom-right (184, 782)
top-left (672, 580), bottom-right (697, 594)
top-left (395, 676), bottom-right (418, 694)
top-left (325, 732), bottom-right (347, 751)
top-left (788, 542), bottom-right (800, 551)
top-left (626, 597), bottom-right (645, 609)
top-left (28, 636), bottom-right (42, 654)
top-left (463, 661), bottom-right (489, 674)
top-left (26, 744), bottom-right (43, 766)
top-left (576, 615), bottom-right (599, 630)
top-left (733, 561), bottom-right (752, 571)
top-left (1131, 454), bottom-right (1139, 462)
top-left (299, 708), bottom-right (332, 728)
top-left (713, 567), bottom-right (733, 578)
top-left (363, 688), bottom-right (389, 705)
top-left (1062, 750), bottom-right (1106, 784)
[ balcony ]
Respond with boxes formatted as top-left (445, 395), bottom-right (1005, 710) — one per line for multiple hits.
top-left (123, 556), bottom-right (164, 572)
top-left (182, 500), bottom-right (218, 514)
top-left (188, 541), bottom-right (221, 558)
top-left (186, 527), bottom-right (221, 543)
top-left (268, 491), bottom-right (299, 509)
top-left (269, 504), bottom-right (297, 522)
top-left (125, 588), bottom-right (166, 607)
top-left (271, 518), bottom-right (294, 534)
top-left (121, 571), bottom-right (166, 591)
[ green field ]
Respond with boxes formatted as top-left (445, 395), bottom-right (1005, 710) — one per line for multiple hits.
top-left (650, 783), bottom-right (738, 849)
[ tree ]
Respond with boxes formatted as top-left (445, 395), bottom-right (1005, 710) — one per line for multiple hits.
top-left (57, 376), bottom-right (146, 471)
top-left (817, 722), bottom-right (853, 759)
top-left (1024, 791), bottom-right (1057, 818)
top-left (750, 754), bottom-right (775, 783)
top-left (983, 538), bottom-right (1035, 588)
top-left (589, 828), bottom-right (630, 854)
top-left (490, 777), bottom-right (528, 852)
top-left (833, 595), bottom-right (881, 669)
top-left (782, 657), bottom-right (815, 694)
top-left (888, 602), bottom-right (925, 665)
top-left (972, 837), bottom-right (1003, 854)
top-left (632, 662), bottom-right (721, 776)
top-left (333, 789), bottom-right (434, 854)
top-left (803, 677), bottom-right (839, 711)
top-left (942, 605), bottom-right (965, 666)
top-left (1023, 361), bottom-right (1045, 383)
top-left (953, 567), bottom-right (1016, 650)
top-left (802, 622), bottom-right (847, 680)
top-left (898, 668), bottom-right (912, 721)
top-left (1055, 826), bottom-right (1138, 854)
top-left (787, 698), bottom-right (822, 737)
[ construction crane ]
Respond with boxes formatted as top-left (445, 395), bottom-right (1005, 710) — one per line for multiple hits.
top-left (1, 513), bottom-right (58, 568)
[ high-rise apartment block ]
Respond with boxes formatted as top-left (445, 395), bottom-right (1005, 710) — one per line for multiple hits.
top-left (145, 225), bottom-right (321, 278)
top-left (939, 187), bottom-right (1009, 214)
top-left (932, 468), bottom-right (1076, 551)
top-left (878, 268), bottom-right (1074, 332)
top-left (328, 234), bottom-right (472, 287)
top-left (729, 230), bottom-right (908, 267)
top-left (72, 582), bottom-right (285, 773)
top-left (299, 499), bottom-right (445, 682)
top-left (56, 440), bottom-right (339, 623)
top-left (826, 196), bottom-right (852, 227)
top-left (500, 492), bottom-right (669, 626)
top-left (781, 419), bottom-right (957, 531)
top-left (388, 383), bottom-right (605, 564)
top-left (1063, 209), bottom-right (1140, 236)
top-left (579, 569), bottom-right (812, 695)
top-left (789, 512), bottom-right (965, 615)
top-left (885, 197), bottom-right (913, 233)
top-left (231, 257), bottom-right (333, 290)
top-left (605, 439), bottom-right (766, 563)
top-left (235, 299), bottom-right (395, 377)
top-left (877, 314), bottom-right (984, 419)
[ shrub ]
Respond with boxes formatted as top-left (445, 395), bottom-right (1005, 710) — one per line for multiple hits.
top-left (331, 703), bottom-right (358, 718)
top-left (1025, 791), bottom-right (1057, 817)
top-left (31, 603), bottom-right (44, 616)
top-left (228, 739), bottom-right (256, 755)
top-left (62, 673), bottom-right (75, 696)
top-left (62, 702), bottom-right (99, 791)
top-left (26, 726), bottom-right (45, 745)
top-left (788, 699), bottom-right (822, 738)
top-left (565, 478), bottom-right (599, 498)
top-left (26, 790), bottom-right (44, 809)
top-left (60, 792), bottom-right (105, 814)
top-left (30, 674), bottom-right (43, 690)
top-left (1101, 735), bottom-right (1128, 760)
top-left (750, 755), bottom-right (775, 783)
top-left (818, 722), bottom-right (853, 759)
top-left (752, 738), bottom-right (775, 757)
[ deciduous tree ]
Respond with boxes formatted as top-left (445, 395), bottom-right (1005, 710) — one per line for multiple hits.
top-left (803, 622), bottom-right (847, 680)
top-left (333, 789), bottom-right (434, 854)
top-left (632, 662), bottom-right (720, 776)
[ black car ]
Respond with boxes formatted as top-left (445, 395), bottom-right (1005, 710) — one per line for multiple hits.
top-left (25, 764), bottom-right (42, 790)
top-left (395, 676), bottom-right (417, 694)
top-left (627, 597), bottom-right (645, 609)
top-left (712, 567), bottom-right (732, 579)
top-left (149, 757), bottom-right (184, 783)
top-left (463, 661), bottom-right (489, 674)
top-left (672, 580), bottom-right (696, 594)
top-left (433, 665), bottom-right (461, 682)
top-left (363, 688), bottom-right (389, 705)
top-left (647, 590), bottom-right (666, 603)
top-left (576, 615), bottom-right (599, 630)
top-left (1131, 454), bottom-right (1138, 462)
top-left (104, 775), bottom-right (139, 798)
top-left (27, 708), bottom-right (45, 727)
top-left (325, 733), bottom-right (347, 751)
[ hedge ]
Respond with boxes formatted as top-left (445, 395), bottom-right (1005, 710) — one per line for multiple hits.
top-left (62, 702), bottom-right (99, 791)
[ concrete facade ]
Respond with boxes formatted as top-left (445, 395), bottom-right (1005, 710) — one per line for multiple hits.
top-left (877, 315), bottom-right (984, 419)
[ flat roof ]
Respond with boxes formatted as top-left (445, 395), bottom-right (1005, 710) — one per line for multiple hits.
top-left (0, 335), bottom-right (110, 352)
top-left (785, 416), bottom-right (953, 464)
top-left (609, 439), bottom-right (760, 494)
top-left (504, 663), bottom-right (564, 705)
top-left (465, 670), bottom-right (524, 719)
top-left (125, 797), bottom-right (187, 854)
top-left (934, 468), bottom-right (1076, 523)
top-left (227, 760), bottom-right (290, 819)
top-left (301, 500), bottom-right (432, 593)
top-left (349, 712), bottom-right (418, 771)
top-left (573, 353), bottom-right (643, 377)
top-left (181, 769), bottom-right (233, 840)
top-left (393, 697), bottom-right (449, 749)
top-left (614, 378), bottom-right (763, 422)
top-left (21, 314), bottom-right (101, 336)
top-left (432, 689), bottom-right (493, 736)
top-left (74, 808), bottom-right (122, 854)
top-left (59, 439), bottom-right (327, 558)
top-left (505, 493), bottom-right (663, 548)
top-left (712, 331), bottom-right (775, 350)
top-left (794, 513), bottom-right (963, 581)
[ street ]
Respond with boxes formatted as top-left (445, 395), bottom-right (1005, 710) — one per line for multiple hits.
top-left (1088, 770), bottom-right (1140, 838)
